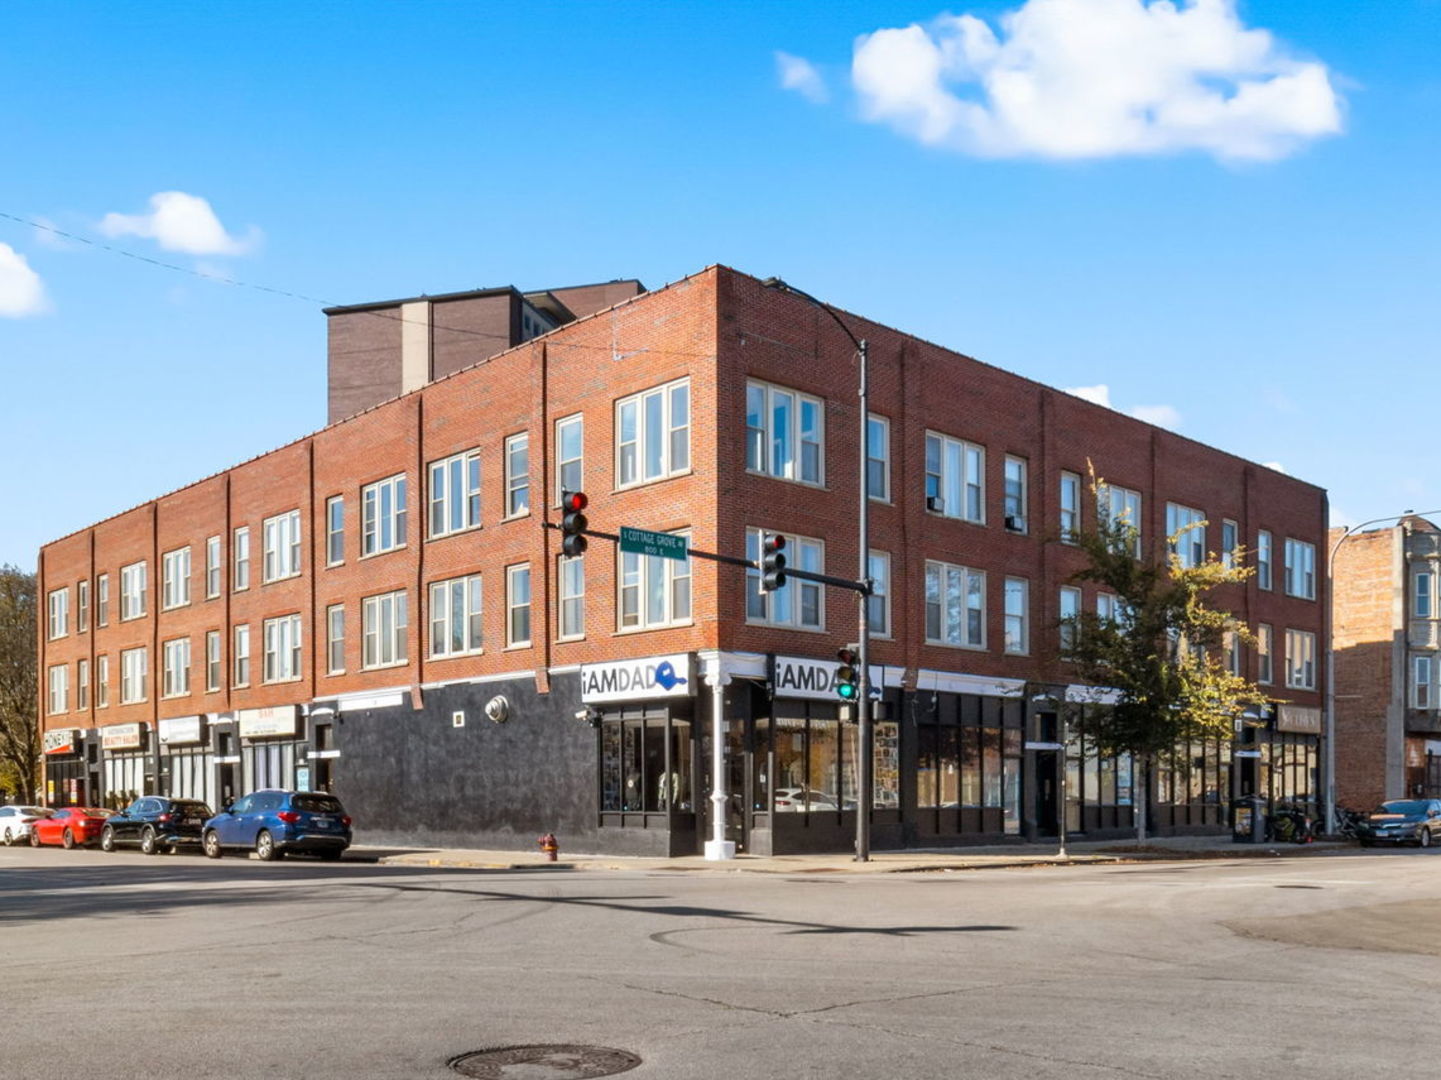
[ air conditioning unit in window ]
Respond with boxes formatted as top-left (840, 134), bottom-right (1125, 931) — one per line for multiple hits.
top-left (926, 496), bottom-right (945, 513)
top-left (1005, 515), bottom-right (1026, 532)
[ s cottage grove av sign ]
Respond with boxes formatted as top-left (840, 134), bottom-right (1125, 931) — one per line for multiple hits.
top-left (581, 653), bottom-right (694, 704)
top-left (619, 526), bottom-right (688, 561)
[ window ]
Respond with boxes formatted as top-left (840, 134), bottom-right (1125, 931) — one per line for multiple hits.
top-left (77, 580), bottom-right (89, 632)
top-left (162, 638), bottom-right (191, 698)
top-left (746, 379), bottom-right (824, 485)
top-left (1097, 593), bottom-right (1130, 627)
top-left (47, 588), bottom-right (68, 639)
top-left (233, 625), bottom-right (251, 687)
top-left (206, 631), bottom-right (221, 692)
top-left (1417, 572), bottom-right (1433, 619)
top-left (867, 551), bottom-right (891, 637)
top-left (1416, 655), bottom-right (1433, 710)
top-left (233, 526), bottom-right (251, 590)
top-left (430, 448), bottom-right (482, 538)
top-left (558, 556), bottom-right (584, 640)
top-left (867, 415), bottom-right (890, 501)
top-left (1225, 630), bottom-right (1242, 676)
top-left (1003, 457), bottom-right (1028, 532)
top-left (925, 432), bottom-right (984, 523)
top-left (619, 535), bottom-right (692, 631)
top-left (262, 510), bottom-right (302, 581)
top-left (77, 659), bottom-right (89, 710)
top-left (505, 565), bottom-right (531, 646)
top-left (162, 547), bottom-right (191, 609)
top-left (1257, 623), bottom-right (1274, 685)
top-left (1285, 629), bottom-right (1317, 690)
top-left (925, 561), bottom-right (986, 648)
top-left (504, 433), bottom-right (530, 517)
top-left (361, 476), bottom-right (407, 556)
top-left (96, 655), bottom-right (109, 708)
top-left (1284, 539), bottom-right (1316, 600)
top-left (745, 528), bottom-right (823, 629)
top-left (326, 497), bottom-right (345, 565)
top-left (47, 665), bottom-right (67, 715)
top-left (361, 592), bottom-right (407, 668)
top-left (617, 378), bottom-right (689, 487)
top-left (205, 536), bottom-right (221, 598)
top-left (1060, 471), bottom-right (1081, 543)
top-left (327, 605), bottom-right (345, 674)
top-left (555, 416), bottom-right (583, 502)
top-left (263, 614), bottom-right (303, 682)
top-left (1004, 577), bottom-right (1029, 654)
top-left (1256, 530), bottom-right (1273, 590)
top-left (430, 576), bottom-right (483, 657)
top-left (1166, 504), bottom-right (1205, 569)
top-left (1097, 484), bottom-right (1142, 557)
top-left (1221, 520), bottom-right (1239, 570)
top-left (96, 573), bottom-right (109, 627)
top-left (120, 561), bottom-right (147, 620)
top-left (121, 647), bottom-right (148, 704)
top-left (1059, 586), bottom-right (1082, 652)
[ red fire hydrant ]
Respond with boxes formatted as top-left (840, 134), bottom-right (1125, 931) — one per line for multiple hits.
top-left (538, 832), bottom-right (558, 862)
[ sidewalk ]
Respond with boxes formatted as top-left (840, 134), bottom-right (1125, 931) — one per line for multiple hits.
top-left (356, 834), bottom-right (1353, 874)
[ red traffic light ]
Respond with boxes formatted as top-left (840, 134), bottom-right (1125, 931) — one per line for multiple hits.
top-left (561, 491), bottom-right (588, 512)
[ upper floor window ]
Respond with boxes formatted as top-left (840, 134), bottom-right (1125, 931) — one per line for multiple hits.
top-left (925, 560), bottom-right (985, 649)
top-left (204, 536), bottom-right (221, 598)
top-left (867, 550), bottom-right (891, 637)
top-left (1003, 457), bottom-right (1028, 533)
top-left (925, 432), bottom-right (984, 523)
top-left (1257, 623), bottom-right (1274, 685)
top-left (867, 415), bottom-right (890, 502)
top-left (619, 533), bottom-right (692, 631)
top-left (362, 592), bottom-right (407, 668)
top-left (1060, 471), bottom-right (1081, 543)
top-left (617, 378), bottom-right (689, 488)
top-left (233, 526), bottom-right (251, 590)
top-left (1097, 483), bottom-right (1142, 557)
top-left (96, 573), bottom-right (109, 627)
top-left (262, 511), bottom-right (301, 582)
top-left (120, 646), bottom-right (148, 704)
top-left (1285, 628), bottom-right (1316, 690)
top-left (1097, 592), bottom-right (1131, 627)
top-left (263, 613), bottom-right (303, 682)
top-left (429, 449), bottom-right (481, 538)
top-left (1284, 538), bottom-right (1316, 600)
top-left (555, 416), bottom-right (583, 503)
top-left (76, 659), bottom-right (89, 710)
top-left (1003, 577), bottom-right (1029, 654)
top-left (96, 654), bottom-right (109, 708)
top-left (162, 637), bottom-right (191, 698)
top-left (327, 605), bottom-right (345, 675)
top-left (206, 631), bottom-right (222, 692)
top-left (1418, 572), bottom-right (1434, 619)
top-left (1165, 503), bottom-right (1205, 569)
top-left (233, 625), bottom-right (251, 688)
top-left (1415, 655), bottom-right (1433, 710)
top-left (558, 556), bottom-right (585, 641)
top-left (505, 565), bottom-right (532, 647)
top-left (47, 587), bottom-right (68, 639)
top-left (746, 380), bottom-right (823, 486)
top-left (47, 664), bottom-right (67, 715)
top-left (326, 497), bottom-right (345, 565)
top-left (1059, 586), bottom-right (1081, 653)
top-left (745, 528), bottom-right (823, 629)
top-left (430, 575), bottom-right (483, 658)
top-left (504, 434), bottom-right (530, 518)
top-left (76, 580), bottom-right (89, 632)
top-left (1256, 530), bottom-right (1273, 591)
top-left (162, 547), bottom-right (191, 609)
top-left (1221, 520), bottom-right (1239, 570)
top-left (361, 476), bottom-right (407, 556)
top-left (120, 561), bottom-right (147, 621)
top-left (1225, 630), bottom-right (1242, 676)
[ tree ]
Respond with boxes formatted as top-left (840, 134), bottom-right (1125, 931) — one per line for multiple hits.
top-left (1061, 474), bottom-right (1267, 842)
top-left (0, 565), bottom-right (38, 802)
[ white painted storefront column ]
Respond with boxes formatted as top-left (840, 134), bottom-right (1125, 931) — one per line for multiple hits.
top-left (703, 660), bottom-right (735, 861)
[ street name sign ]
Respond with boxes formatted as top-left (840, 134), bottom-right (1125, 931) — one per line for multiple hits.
top-left (619, 526), bottom-right (688, 561)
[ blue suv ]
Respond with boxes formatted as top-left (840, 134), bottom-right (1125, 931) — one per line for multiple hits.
top-left (202, 790), bottom-right (352, 861)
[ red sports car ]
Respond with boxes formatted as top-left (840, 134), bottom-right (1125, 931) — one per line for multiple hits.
top-left (30, 807), bottom-right (113, 849)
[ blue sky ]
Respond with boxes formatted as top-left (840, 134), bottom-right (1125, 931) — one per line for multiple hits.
top-left (3, 0), bottom-right (1438, 569)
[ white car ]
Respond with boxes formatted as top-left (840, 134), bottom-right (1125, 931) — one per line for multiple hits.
top-left (0, 805), bottom-right (53, 846)
top-left (773, 788), bottom-right (843, 812)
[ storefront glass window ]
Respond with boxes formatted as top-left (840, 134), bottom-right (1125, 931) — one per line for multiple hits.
top-left (808, 720), bottom-right (839, 808)
top-left (751, 719), bottom-right (770, 813)
top-left (917, 727), bottom-right (939, 809)
top-left (774, 716), bottom-right (806, 803)
top-left (874, 721), bottom-right (900, 810)
top-left (982, 728), bottom-right (1003, 808)
top-left (1003, 730), bottom-right (1022, 834)
top-left (961, 728), bottom-right (981, 807)
top-left (601, 724), bottom-right (623, 812)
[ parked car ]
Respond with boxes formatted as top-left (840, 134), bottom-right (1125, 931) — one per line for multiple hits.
top-left (30, 807), bottom-right (113, 849)
top-left (202, 790), bottom-right (352, 861)
top-left (773, 788), bottom-right (842, 812)
top-left (100, 796), bottom-right (214, 855)
top-left (0, 805), bottom-right (52, 846)
top-left (1356, 799), bottom-right (1441, 847)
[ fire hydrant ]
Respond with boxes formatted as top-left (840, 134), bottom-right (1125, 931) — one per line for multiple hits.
top-left (538, 832), bottom-right (558, 862)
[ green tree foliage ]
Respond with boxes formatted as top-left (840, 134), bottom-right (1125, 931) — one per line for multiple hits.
top-left (0, 565), bottom-right (38, 802)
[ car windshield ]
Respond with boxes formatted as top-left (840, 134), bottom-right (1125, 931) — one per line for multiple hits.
top-left (293, 795), bottom-right (343, 814)
top-left (1378, 800), bottom-right (1429, 815)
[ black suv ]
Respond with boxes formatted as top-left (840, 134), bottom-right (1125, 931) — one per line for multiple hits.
top-left (101, 796), bottom-right (214, 855)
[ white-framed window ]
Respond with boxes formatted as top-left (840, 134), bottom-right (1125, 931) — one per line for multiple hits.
top-left (1097, 484), bottom-right (1143, 556)
top-left (1166, 503), bottom-right (1205, 569)
top-left (924, 432), bottom-right (984, 523)
top-left (1416, 572), bottom-right (1434, 620)
top-left (326, 497), bottom-right (345, 565)
top-left (162, 637), bottom-right (191, 698)
top-left (162, 547), bottom-right (192, 609)
top-left (361, 476), bottom-right (407, 556)
top-left (205, 536), bottom-right (221, 598)
top-left (867, 414), bottom-right (890, 502)
top-left (233, 625), bottom-right (250, 688)
top-left (1284, 538), bottom-right (1316, 600)
top-left (555, 416), bottom-right (583, 503)
top-left (1060, 471), bottom-right (1081, 543)
top-left (206, 631), bottom-right (221, 692)
top-left (96, 573), bottom-right (109, 627)
top-left (504, 433), bottom-right (530, 517)
top-left (1003, 457), bottom-right (1028, 533)
top-left (617, 378), bottom-right (690, 488)
top-left (619, 534), bottom-right (692, 631)
top-left (47, 664), bottom-right (67, 715)
top-left (429, 448), bottom-right (482, 538)
top-left (77, 658), bottom-right (89, 710)
top-left (744, 528), bottom-right (823, 629)
top-left (430, 575), bottom-right (483, 658)
top-left (1221, 520), bottom-right (1239, 570)
top-left (925, 560), bottom-right (986, 648)
top-left (1285, 628), bottom-right (1317, 690)
top-left (1059, 586), bottom-right (1082, 653)
top-left (262, 510), bottom-right (302, 582)
top-left (1256, 530), bottom-right (1273, 591)
top-left (120, 561), bottom-right (147, 620)
top-left (327, 604), bottom-right (345, 674)
top-left (1225, 630), bottom-right (1242, 676)
top-left (867, 550), bottom-right (891, 637)
top-left (77, 580), bottom-right (89, 632)
top-left (121, 646), bottom-right (148, 704)
top-left (263, 613), bottom-right (303, 682)
top-left (1004, 577), bottom-right (1029, 654)
top-left (361, 592), bottom-right (407, 669)
top-left (559, 556), bottom-right (585, 640)
top-left (1257, 623), bottom-right (1274, 685)
top-left (1415, 655), bottom-right (1433, 709)
top-left (233, 526), bottom-right (251, 591)
top-left (746, 379), bottom-right (824, 486)
top-left (47, 587), bottom-right (68, 639)
top-left (1097, 593), bottom-right (1130, 626)
top-left (96, 654), bottom-right (109, 708)
top-left (506, 565), bottom-right (532, 647)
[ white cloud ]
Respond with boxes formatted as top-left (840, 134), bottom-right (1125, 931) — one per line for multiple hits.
top-left (776, 50), bottom-right (829, 103)
top-left (0, 243), bottom-right (48, 317)
top-left (99, 191), bottom-right (259, 256)
top-left (1261, 460), bottom-right (1288, 474)
top-left (1064, 383), bottom-right (1182, 429)
top-left (851, 0), bottom-right (1342, 161)
top-left (1064, 383), bottom-right (1112, 407)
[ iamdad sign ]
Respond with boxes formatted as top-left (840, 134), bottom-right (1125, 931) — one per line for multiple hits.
top-left (773, 655), bottom-right (882, 702)
top-left (581, 653), bottom-right (693, 704)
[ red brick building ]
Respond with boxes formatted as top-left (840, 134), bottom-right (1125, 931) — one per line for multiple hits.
top-left (37, 265), bottom-right (1329, 855)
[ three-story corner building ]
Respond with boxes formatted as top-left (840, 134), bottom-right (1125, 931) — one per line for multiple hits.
top-left (37, 265), bottom-right (1329, 855)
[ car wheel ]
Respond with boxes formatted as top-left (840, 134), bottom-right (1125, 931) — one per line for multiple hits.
top-left (100, 826), bottom-right (116, 853)
top-left (255, 829), bottom-right (282, 861)
top-left (203, 830), bottom-right (222, 859)
top-left (29, 829), bottom-right (40, 848)
top-left (140, 827), bottom-right (159, 855)
top-left (62, 829), bottom-right (75, 850)
top-left (1421, 828), bottom-right (1434, 849)
top-left (2, 827), bottom-right (12, 846)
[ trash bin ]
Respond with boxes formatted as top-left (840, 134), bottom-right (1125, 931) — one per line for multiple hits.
top-left (1231, 795), bottom-right (1266, 843)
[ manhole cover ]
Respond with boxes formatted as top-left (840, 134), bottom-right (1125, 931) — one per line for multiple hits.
top-left (450, 1044), bottom-right (642, 1079)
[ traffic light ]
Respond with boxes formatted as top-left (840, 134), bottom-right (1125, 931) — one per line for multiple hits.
top-left (560, 491), bottom-right (588, 556)
top-left (835, 646), bottom-right (860, 701)
top-left (760, 533), bottom-right (787, 592)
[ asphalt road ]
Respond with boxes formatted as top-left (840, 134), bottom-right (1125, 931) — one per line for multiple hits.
top-left (4, 844), bottom-right (1440, 1080)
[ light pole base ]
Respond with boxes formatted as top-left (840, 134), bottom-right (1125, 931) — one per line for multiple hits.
top-left (704, 839), bottom-right (736, 861)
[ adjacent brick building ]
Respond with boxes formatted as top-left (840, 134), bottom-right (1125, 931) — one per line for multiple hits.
top-left (37, 265), bottom-right (1330, 855)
